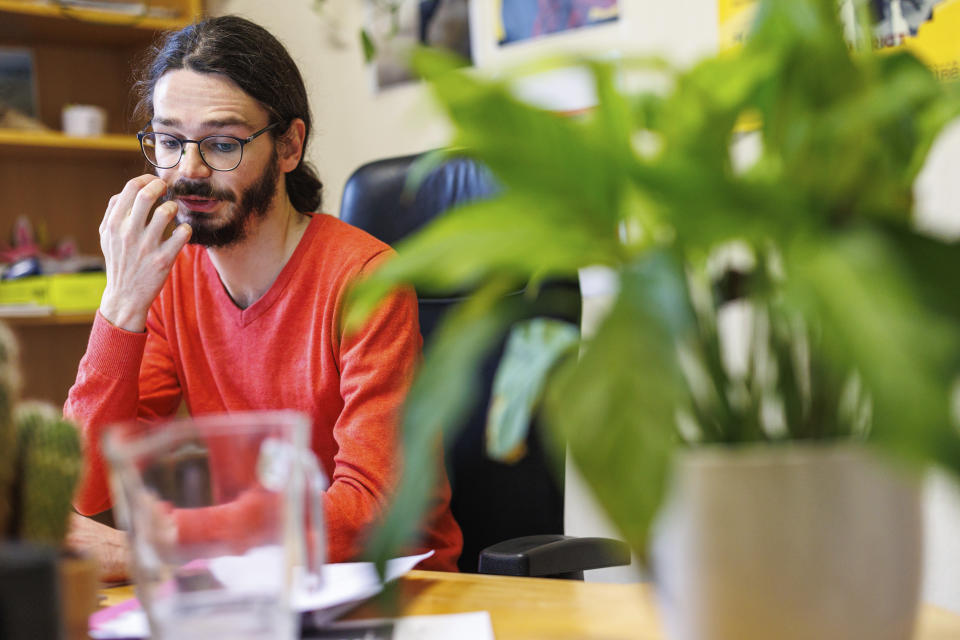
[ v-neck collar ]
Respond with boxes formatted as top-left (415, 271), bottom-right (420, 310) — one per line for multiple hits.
top-left (200, 213), bottom-right (322, 328)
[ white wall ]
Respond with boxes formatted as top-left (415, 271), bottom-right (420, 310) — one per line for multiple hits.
top-left (208, 0), bottom-right (451, 215)
top-left (206, 0), bottom-right (960, 608)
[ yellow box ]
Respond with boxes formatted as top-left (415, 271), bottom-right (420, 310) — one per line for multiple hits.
top-left (49, 272), bottom-right (107, 312)
top-left (0, 276), bottom-right (50, 307)
top-left (0, 273), bottom-right (107, 313)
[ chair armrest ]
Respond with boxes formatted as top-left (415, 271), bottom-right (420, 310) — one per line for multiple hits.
top-left (477, 534), bottom-right (631, 580)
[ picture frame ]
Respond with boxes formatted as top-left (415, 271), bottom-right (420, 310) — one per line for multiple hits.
top-left (496, 0), bottom-right (620, 46)
top-left (0, 48), bottom-right (39, 120)
top-left (366, 0), bottom-right (473, 92)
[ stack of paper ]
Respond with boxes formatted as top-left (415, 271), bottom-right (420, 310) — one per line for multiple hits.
top-left (89, 551), bottom-right (497, 639)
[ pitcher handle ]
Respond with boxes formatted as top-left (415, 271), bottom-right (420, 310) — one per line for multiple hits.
top-left (298, 449), bottom-right (327, 592)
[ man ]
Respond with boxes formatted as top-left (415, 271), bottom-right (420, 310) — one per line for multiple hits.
top-left (64, 15), bottom-right (462, 578)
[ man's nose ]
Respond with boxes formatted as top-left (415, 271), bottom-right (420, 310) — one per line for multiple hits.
top-left (179, 142), bottom-right (212, 179)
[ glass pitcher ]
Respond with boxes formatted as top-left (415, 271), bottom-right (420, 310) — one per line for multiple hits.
top-left (103, 410), bottom-right (325, 640)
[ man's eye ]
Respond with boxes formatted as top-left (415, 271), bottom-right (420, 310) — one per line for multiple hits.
top-left (207, 140), bottom-right (240, 154)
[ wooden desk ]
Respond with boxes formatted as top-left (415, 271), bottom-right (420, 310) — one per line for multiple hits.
top-left (101, 570), bottom-right (960, 639)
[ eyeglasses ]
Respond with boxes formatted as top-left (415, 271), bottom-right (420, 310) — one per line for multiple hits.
top-left (138, 122), bottom-right (281, 172)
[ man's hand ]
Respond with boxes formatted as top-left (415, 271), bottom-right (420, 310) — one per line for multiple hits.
top-left (66, 513), bottom-right (131, 583)
top-left (98, 175), bottom-right (192, 332)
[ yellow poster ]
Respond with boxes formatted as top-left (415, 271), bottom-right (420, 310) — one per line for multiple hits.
top-left (718, 0), bottom-right (960, 81)
top-left (717, 0), bottom-right (759, 51)
top-left (892, 0), bottom-right (960, 81)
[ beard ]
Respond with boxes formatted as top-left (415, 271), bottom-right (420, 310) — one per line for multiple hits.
top-left (164, 148), bottom-right (280, 248)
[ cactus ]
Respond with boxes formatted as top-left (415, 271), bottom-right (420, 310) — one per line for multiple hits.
top-left (0, 320), bottom-right (82, 547)
top-left (0, 321), bottom-right (21, 537)
top-left (14, 402), bottom-right (82, 546)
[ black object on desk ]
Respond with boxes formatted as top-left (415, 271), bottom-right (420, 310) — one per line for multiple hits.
top-left (479, 534), bottom-right (632, 580)
top-left (0, 541), bottom-right (62, 640)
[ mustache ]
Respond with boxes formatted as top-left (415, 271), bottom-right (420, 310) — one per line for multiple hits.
top-left (163, 180), bottom-right (236, 203)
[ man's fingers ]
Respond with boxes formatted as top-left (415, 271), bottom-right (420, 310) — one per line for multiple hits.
top-left (158, 223), bottom-right (192, 266)
top-left (115, 175), bottom-right (155, 209)
top-left (100, 195), bottom-right (118, 237)
top-left (143, 200), bottom-right (179, 247)
top-left (101, 194), bottom-right (119, 226)
top-left (126, 178), bottom-right (167, 229)
top-left (106, 175), bottom-right (159, 230)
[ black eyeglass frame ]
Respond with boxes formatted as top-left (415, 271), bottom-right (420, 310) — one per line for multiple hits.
top-left (137, 121), bottom-right (282, 172)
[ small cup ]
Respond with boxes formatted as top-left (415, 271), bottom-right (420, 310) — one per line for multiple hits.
top-left (61, 104), bottom-right (107, 137)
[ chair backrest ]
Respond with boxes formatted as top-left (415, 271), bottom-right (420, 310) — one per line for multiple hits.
top-left (340, 152), bottom-right (577, 572)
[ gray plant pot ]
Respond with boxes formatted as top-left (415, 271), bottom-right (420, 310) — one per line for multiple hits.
top-left (651, 443), bottom-right (922, 640)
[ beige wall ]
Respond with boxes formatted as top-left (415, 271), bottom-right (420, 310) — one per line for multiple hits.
top-left (208, 0), bottom-right (451, 215)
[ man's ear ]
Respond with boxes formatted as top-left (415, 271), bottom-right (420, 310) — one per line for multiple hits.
top-left (277, 118), bottom-right (306, 173)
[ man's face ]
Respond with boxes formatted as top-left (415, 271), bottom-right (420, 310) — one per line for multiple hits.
top-left (151, 69), bottom-right (281, 248)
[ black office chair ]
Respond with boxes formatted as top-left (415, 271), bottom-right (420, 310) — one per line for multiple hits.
top-left (340, 152), bottom-right (630, 579)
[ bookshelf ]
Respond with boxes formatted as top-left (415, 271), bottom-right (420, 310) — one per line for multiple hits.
top-left (0, 0), bottom-right (203, 402)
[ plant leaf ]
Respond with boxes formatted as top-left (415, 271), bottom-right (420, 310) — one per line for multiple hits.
top-left (486, 318), bottom-right (580, 462)
top-left (415, 52), bottom-right (633, 237)
top-left (544, 252), bottom-right (693, 559)
top-left (363, 279), bottom-right (520, 572)
top-left (360, 28), bottom-right (377, 64)
top-left (783, 230), bottom-right (960, 470)
top-left (344, 193), bottom-right (622, 332)
top-left (874, 222), bottom-right (960, 339)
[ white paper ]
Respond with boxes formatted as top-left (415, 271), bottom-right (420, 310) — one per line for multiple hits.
top-left (296, 550), bottom-right (433, 613)
top-left (394, 611), bottom-right (494, 640)
top-left (89, 607), bottom-right (149, 639)
top-left (90, 550), bottom-right (435, 639)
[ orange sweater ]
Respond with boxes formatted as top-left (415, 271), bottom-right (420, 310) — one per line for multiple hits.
top-left (66, 213), bottom-right (462, 572)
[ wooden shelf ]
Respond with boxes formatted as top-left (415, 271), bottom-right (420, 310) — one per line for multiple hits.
top-left (0, 128), bottom-right (141, 158)
top-left (0, 1), bottom-right (196, 46)
top-left (0, 312), bottom-right (95, 326)
top-left (0, 0), bottom-right (201, 404)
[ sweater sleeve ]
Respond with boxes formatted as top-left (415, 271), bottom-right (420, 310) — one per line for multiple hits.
top-left (323, 271), bottom-right (422, 563)
top-left (65, 308), bottom-right (183, 515)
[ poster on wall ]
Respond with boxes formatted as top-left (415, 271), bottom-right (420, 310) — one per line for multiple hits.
top-left (869, 0), bottom-right (960, 81)
top-left (716, 0), bottom-right (759, 51)
top-left (366, 0), bottom-right (472, 91)
top-left (718, 0), bottom-right (960, 81)
top-left (496, 0), bottom-right (620, 46)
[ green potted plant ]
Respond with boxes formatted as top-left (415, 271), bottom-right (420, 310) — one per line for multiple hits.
top-left (0, 322), bottom-right (92, 640)
top-left (346, 0), bottom-right (960, 637)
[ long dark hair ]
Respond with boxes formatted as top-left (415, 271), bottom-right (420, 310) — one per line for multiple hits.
top-left (135, 15), bottom-right (323, 213)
